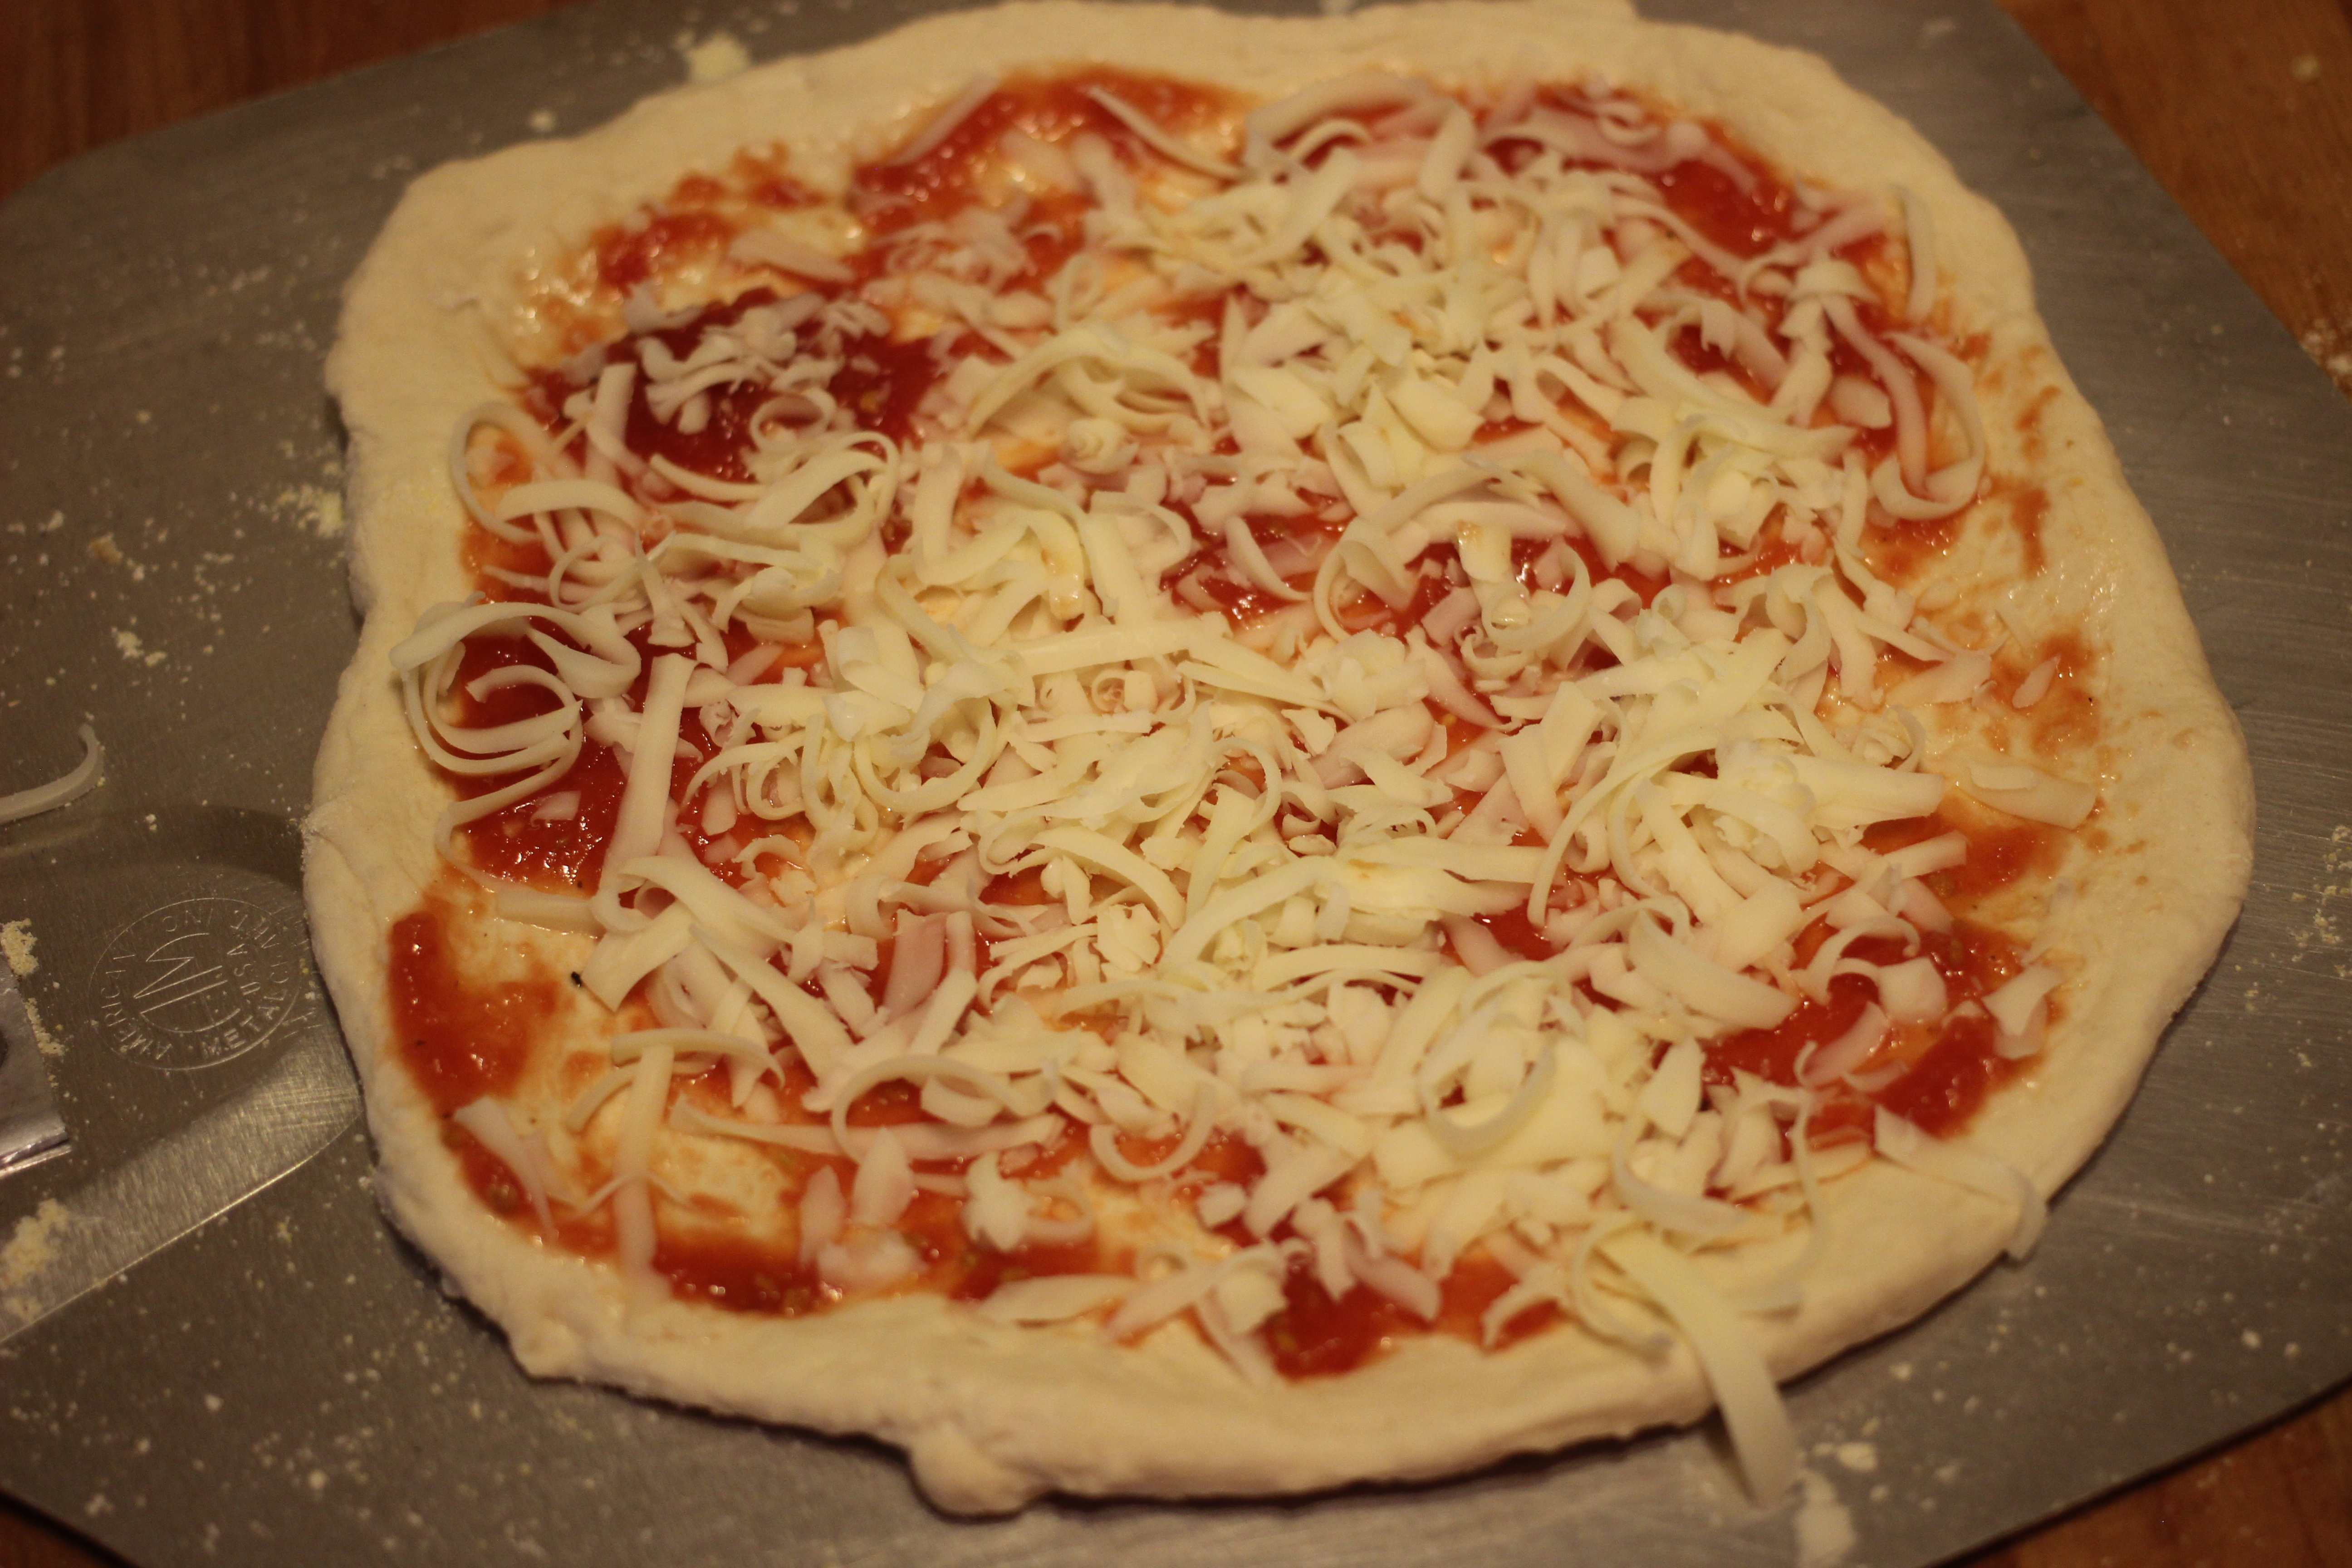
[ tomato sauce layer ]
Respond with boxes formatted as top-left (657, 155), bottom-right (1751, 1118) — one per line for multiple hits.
top-left (389, 897), bottom-right (560, 1114)
top-left (1269, 1254), bottom-right (1554, 1378)
top-left (1704, 919), bottom-right (2029, 1141)
top-left (391, 68), bottom-right (2029, 1377)
top-left (853, 69), bottom-right (1239, 232)
top-left (440, 631), bottom-right (737, 893)
top-left (397, 893), bottom-right (1125, 1318)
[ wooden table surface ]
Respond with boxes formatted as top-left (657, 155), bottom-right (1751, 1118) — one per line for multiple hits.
top-left (1, 1), bottom-right (2346, 1564)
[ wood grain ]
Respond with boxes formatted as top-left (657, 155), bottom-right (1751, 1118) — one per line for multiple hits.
top-left (0, 1), bottom-right (2346, 1564)
top-left (0, 0), bottom-right (574, 201)
top-left (2004, 0), bottom-right (2352, 395)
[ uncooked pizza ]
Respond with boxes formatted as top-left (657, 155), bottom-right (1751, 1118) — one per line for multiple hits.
top-left (306, 0), bottom-right (2252, 1514)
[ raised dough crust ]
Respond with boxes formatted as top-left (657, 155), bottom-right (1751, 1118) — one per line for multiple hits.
top-left (306, 0), bottom-right (2253, 1512)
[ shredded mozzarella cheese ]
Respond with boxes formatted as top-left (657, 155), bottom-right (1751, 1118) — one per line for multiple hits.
top-left (399, 67), bottom-right (2091, 1501)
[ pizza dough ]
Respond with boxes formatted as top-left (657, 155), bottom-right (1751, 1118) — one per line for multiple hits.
top-left (306, 0), bottom-right (2252, 1514)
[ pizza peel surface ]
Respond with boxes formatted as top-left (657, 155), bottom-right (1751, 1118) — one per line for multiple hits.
top-left (306, 0), bottom-right (2252, 1514)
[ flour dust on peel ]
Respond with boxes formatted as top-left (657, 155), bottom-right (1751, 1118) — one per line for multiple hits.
top-left (307, 0), bottom-right (2253, 1515)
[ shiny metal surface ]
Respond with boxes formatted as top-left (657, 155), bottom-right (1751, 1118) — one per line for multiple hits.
top-left (0, 1), bottom-right (2344, 1564)
top-left (0, 812), bottom-right (359, 1347)
top-left (0, 967), bottom-right (69, 1177)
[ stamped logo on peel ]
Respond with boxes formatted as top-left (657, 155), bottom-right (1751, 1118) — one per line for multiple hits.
top-left (93, 897), bottom-right (309, 1071)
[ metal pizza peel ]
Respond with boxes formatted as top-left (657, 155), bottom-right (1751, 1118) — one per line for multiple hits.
top-left (0, 965), bottom-right (69, 1177)
top-left (0, 0), bottom-right (2346, 1564)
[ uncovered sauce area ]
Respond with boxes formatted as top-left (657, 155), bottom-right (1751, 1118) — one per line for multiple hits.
top-left (390, 899), bottom-right (558, 1112)
top-left (1704, 919), bottom-right (2028, 1140)
top-left (853, 69), bottom-right (1240, 233)
top-left (393, 904), bottom-right (1128, 1312)
top-left (390, 68), bottom-right (2052, 1382)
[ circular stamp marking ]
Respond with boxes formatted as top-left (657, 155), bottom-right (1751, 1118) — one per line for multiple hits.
top-left (92, 897), bottom-right (309, 1072)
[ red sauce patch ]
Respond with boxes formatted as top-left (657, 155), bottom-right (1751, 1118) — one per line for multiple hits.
top-left (1870, 1001), bottom-right (2013, 1137)
top-left (1940, 818), bottom-right (2061, 902)
top-left (1472, 904), bottom-right (1556, 963)
top-left (439, 625), bottom-right (730, 893)
top-left (1704, 920), bottom-right (2027, 1139)
top-left (981, 865), bottom-right (1057, 907)
top-left (1974, 475), bottom-right (2049, 576)
top-left (1651, 149), bottom-right (1801, 257)
top-left (467, 742), bottom-right (627, 892)
top-left (1867, 511), bottom-right (1959, 583)
top-left (388, 898), bottom-right (564, 1116)
top-left (831, 329), bottom-right (948, 445)
top-left (456, 472), bottom-right (555, 599)
top-left (730, 146), bottom-right (823, 211)
top-left (1262, 1250), bottom-right (1555, 1378)
top-left (2014, 383), bottom-right (2059, 463)
top-left (659, 1182), bottom-right (1115, 1318)
top-left (1340, 556), bottom-right (1456, 638)
top-left (623, 290), bottom-right (793, 482)
top-left (842, 1078), bottom-right (934, 1128)
top-left (660, 1229), bottom-right (832, 1316)
top-left (1865, 808), bottom-right (2064, 906)
top-left (1716, 527), bottom-right (1810, 586)
top-left (2025, 629), bottom-right (2099, 754)
top-left (1665, 304), bottom-right (1769, 397)
top-left (1564, 532), bottom-right (1670, 607)
top-left (2010, 484), bottom-right (2049, 575)
top-left (951, 1234), bottom-right (1112, 1303)
top-left (1163, 511), bottom-right (1343, 626)
top-left (531, 290), bottom-right (951, 480)
top-left (596, 209), bottom-right (738, 294)
top-left (1182, 1131), bottom-right (1268, 1191)
top-left (855, 69), bottom-right (1239, 232)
